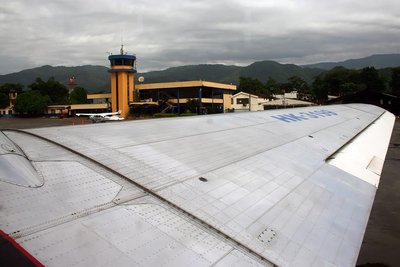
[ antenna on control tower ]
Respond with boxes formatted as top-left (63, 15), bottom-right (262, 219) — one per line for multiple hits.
top-left (120, 32), bottom-right (124, 55)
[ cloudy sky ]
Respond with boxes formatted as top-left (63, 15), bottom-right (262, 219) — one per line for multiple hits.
top-left (1, 0), bottom-right (399, 74)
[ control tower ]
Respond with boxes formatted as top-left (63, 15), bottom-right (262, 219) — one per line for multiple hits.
top-left (108, 45), bottom-right (136, 118)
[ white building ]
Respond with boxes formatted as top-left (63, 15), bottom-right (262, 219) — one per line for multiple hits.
top-left (232, 91), bottom-right (315, 111)
top-left (263, 98), bottom-right (314, 109)
top-left (273, 91), bottom-right (298, 99)
top-left (231, 91), bottom-right (270, 112)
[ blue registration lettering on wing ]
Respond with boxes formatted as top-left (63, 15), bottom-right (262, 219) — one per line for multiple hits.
top-left (271, 110), bottom-right (338, 123)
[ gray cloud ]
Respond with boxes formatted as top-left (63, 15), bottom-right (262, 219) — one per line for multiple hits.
top-left (1, 0), bottom-right (399, 74)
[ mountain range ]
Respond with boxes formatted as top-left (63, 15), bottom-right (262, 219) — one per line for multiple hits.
top-left (0, 65), bottom-right (110, 92)
top-left (0, 54), bottom-right (399, 93)
top-left (302, 54), bottom-right (400, 70)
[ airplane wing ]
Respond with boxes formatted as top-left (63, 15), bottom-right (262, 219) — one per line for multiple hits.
top-left (0, 104), bottom-right (395, 267)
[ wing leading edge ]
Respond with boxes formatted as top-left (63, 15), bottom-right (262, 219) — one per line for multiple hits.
top-left (0, 104), bottom-right (395, 267)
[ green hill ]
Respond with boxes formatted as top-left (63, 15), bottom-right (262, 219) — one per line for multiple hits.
top-left (0, 65), bottom-right (110, 92)
top-left (302, 54), bottom-right (400, 70)
top-left (1, 54), bottom-right (399, 92)
top-left (0, 61), bottom-right (321, 91)
top-left (239, 61), bottom-right (322, 83)
top-left (139, 64), bottom-right (241, 84)
top-left (139, 61), bottom-right (322, 85)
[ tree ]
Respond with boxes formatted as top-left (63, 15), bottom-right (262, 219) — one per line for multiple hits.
top-left (30, 77), bottom-right (69, 104)
top-left (339, 82), bottom-right (362, 96)
top-left (239, 77), bottom-right (270, 97)
top-left (390, 67), bottom-right (400, 97)
top-left (310, 67), bottom-right (364, 100)
top-left (311, 76), bottom-right (329, 104)
top-left (13, 90), bottom-right (50, 115)
top-left (265, 77), bottom-right (278, 95)
top-left (276, 82), bottom-right (291, 95)
top-left (319, 67), bottom-right (360, 96)
top-left (0, 83), bottom-right (24, 94)
top-left (70, 86), bottom-right (88, 104)
top-left (359, 67), bottom-right (386, 92)
top-left (288, 76), bottom-right (308, 91)
top-left (0, 93), bottom-right (8, 108)
top-left (288, 76), bottom-right (310, 98)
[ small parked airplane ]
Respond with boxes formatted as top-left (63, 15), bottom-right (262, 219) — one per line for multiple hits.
top-left (76, 111), bottom-right (124, 123)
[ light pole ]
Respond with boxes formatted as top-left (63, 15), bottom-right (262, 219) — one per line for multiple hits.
top-left (249, 92), bottom-right (251, 112)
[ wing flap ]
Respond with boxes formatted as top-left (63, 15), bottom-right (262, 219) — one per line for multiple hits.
top-left (328, 111), bottom-right (395, 187)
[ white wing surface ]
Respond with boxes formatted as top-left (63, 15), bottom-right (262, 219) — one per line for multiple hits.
top-left (0, 104), bottom-right (394, 267)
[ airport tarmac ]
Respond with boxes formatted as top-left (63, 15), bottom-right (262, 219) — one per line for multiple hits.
top-left (0, 116), bottom-right (148, 129)
top-left (0, 117), bottom-right (93, 129)
top-left (1, 116), bottom-right (399, 266)
top-left (356, 118), bottom-right (400, 267)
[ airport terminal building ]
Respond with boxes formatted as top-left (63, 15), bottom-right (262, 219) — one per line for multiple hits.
top-left (105, 48), bottom-right (236, 117)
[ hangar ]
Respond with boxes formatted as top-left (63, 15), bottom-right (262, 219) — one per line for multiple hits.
top-left (134, 80), bottom-right (235, 114)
